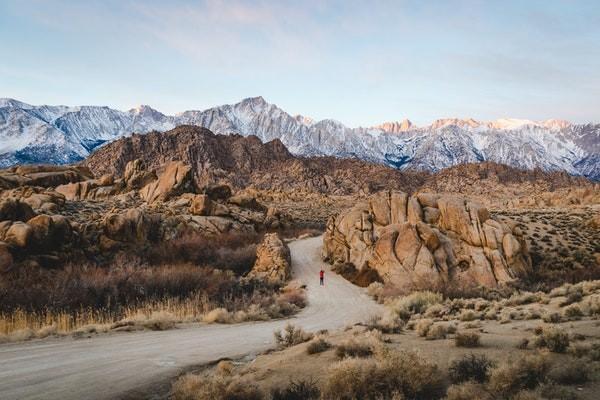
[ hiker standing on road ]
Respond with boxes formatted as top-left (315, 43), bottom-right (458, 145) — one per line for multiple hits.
top-left (320, 269), bottom-right (325, 286)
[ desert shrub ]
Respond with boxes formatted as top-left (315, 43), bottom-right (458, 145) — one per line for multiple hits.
top-left (172, 373), bottom-right (262, 400)
top-left (533, 327), bottom-right (570, 353)
top-left (506, 292), bottom-right (545, 306)
top-left (119, 310), bottom-right (177, 331)
top-left (306, 338), bottom-right (331, 355)
top-left (274, 324), bottom-right (313, 348)
top-left (366, 311), bottom-right (404, 334)
top-left (385, 291), bottom-right (443, 320)
top-left (488, 353), bottom-right (551, 396)
top-left (542, 312), bottom-right (563, 323)
top-left (426, 324), bottom-right (448, 340)
top-left (335, 331), bottom-right (382, 359)
top-left (581, 295), bottom-right (600, 317)
top-left (449, 354), bottom-right (494, 384)
top-left (484, 309), bottom-right (498, 320)
top-left (526, 309), bottom-right (542, 320)
top-left (423, 303), bottom-right (444, 318)
top-left (322, 350), bottom-right (445, 400)
top-left (216, 360), bottom-right (234, 376)
top-left (455, 332), bottom-right (480, 348)
top-left (416, 319), bottom-right (434, 337)
top-left (366, 282), bottom-right (385, 302)
top-left (563, 304), bottom-right (583, 319)
top-left (559, 288), bottom-right (583, 307)
top-left (203, 308), bottom-right (232, 324)
top-left (459, 310), bottom-right (479, 322)
top-left (271, 379), bottom-right (320, 400)
top-left (550, 284), bottom-right (572, 298)
top-left (444, 382), bottom-right (493, 400)
top-left (547, 358), bottom-right (589, 385)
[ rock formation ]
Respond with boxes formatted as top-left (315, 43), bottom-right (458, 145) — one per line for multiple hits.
top-left (323, 190), bottom-right (532, 290)
top-left (247, 233), bottom-right (291, 282)
top-left (139, 161), bottom-right (194, 203)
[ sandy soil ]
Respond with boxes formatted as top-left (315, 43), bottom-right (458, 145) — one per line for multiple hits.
top-left (0, 236), bottom-right (381, 400)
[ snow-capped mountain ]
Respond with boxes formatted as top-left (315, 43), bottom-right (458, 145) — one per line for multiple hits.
top-left (0, 96), bottom-right (598, 180)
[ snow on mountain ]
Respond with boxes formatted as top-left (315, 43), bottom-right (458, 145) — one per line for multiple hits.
top-left (0, 96), bottom-right (598, 180)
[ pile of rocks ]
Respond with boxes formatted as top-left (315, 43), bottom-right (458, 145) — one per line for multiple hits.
top-left (0, 159), bottom-right (287, 270)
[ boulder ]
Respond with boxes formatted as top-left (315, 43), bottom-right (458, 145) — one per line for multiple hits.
top-left (0, 198), bottom-right (36, 222)
top-left (323, 190), bottom-right (531, 290)
top-left (140, 161), bottom-right (194, 203)
top-left (27, 214), bottom-right (73, 249)
top-left (247, 233), bottom-right (291, 282)
top-left (103, 208), bottom-right (161, 243)
top-left (3, 222), bottom-right (33, 248)
top-left (228, 194), bottom-right (266, 212)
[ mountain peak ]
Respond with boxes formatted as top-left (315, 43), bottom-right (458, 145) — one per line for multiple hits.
top-left (240, 96), bottom-right (268, 106)
top-left (376, 119), bottom-right (414, 133)
top-left (0, 98), bottom-right (33, 109)
top-left (543, 119), bottom-right (571, 130)
top-left (430, 118), bottom-right (481, 130)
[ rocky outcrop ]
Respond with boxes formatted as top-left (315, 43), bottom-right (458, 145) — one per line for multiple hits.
top-left (139, 161), bottom-right (195, 203)
top-left (323, 190), bottom-right (532, 290)
top-left (247, 233), bottom-right (291, 282)
top-left (123, 159), bottom-right (157, 190)
top-left (0, 165), bottom-right (92, 189)
top-left (83, 126), bottom-right (427, 196)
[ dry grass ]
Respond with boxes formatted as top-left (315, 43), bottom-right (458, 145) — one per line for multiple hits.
top-left (322, 349), bottom-right (445, 400)
top-left (172, 372), bottom-right (262, 400)
top-left (1, 280), bottom-right (306, 340)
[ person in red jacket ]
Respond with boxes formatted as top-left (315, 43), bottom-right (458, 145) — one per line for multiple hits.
top-left (319, 269), bottom-right (324, 286)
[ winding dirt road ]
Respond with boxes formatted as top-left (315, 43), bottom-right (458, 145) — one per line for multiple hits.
top-left (0, 236), bottom-right (382, 400)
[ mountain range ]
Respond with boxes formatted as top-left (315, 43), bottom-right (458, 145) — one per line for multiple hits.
top-left (1, 96), bottom-right (598, 180)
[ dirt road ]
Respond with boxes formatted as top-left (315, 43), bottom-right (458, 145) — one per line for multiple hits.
top-left (0, 236), bottom-right (382, 400)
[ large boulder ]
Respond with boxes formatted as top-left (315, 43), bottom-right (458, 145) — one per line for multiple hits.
top-left (247, 233), bottom-right (291, 282)
top-left (103, 208), bottom-right (161, 243)
top-left (323, 190), bottom-right (531, 290)
top-left (27, 214), bottom-right (73, 250)
top-left (188, 194), bottom-right (230, 216)
top-left (140, 161), bottom-right (194, 203)
top-left (2, 221), bottom-right (33, 248)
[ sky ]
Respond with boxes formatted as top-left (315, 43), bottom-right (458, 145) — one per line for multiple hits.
top-left (0, 0), bottom-right (599, 126)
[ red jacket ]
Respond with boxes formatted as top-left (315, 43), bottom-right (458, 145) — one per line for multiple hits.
top-left (319, 270), bottom-right (324, 278)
